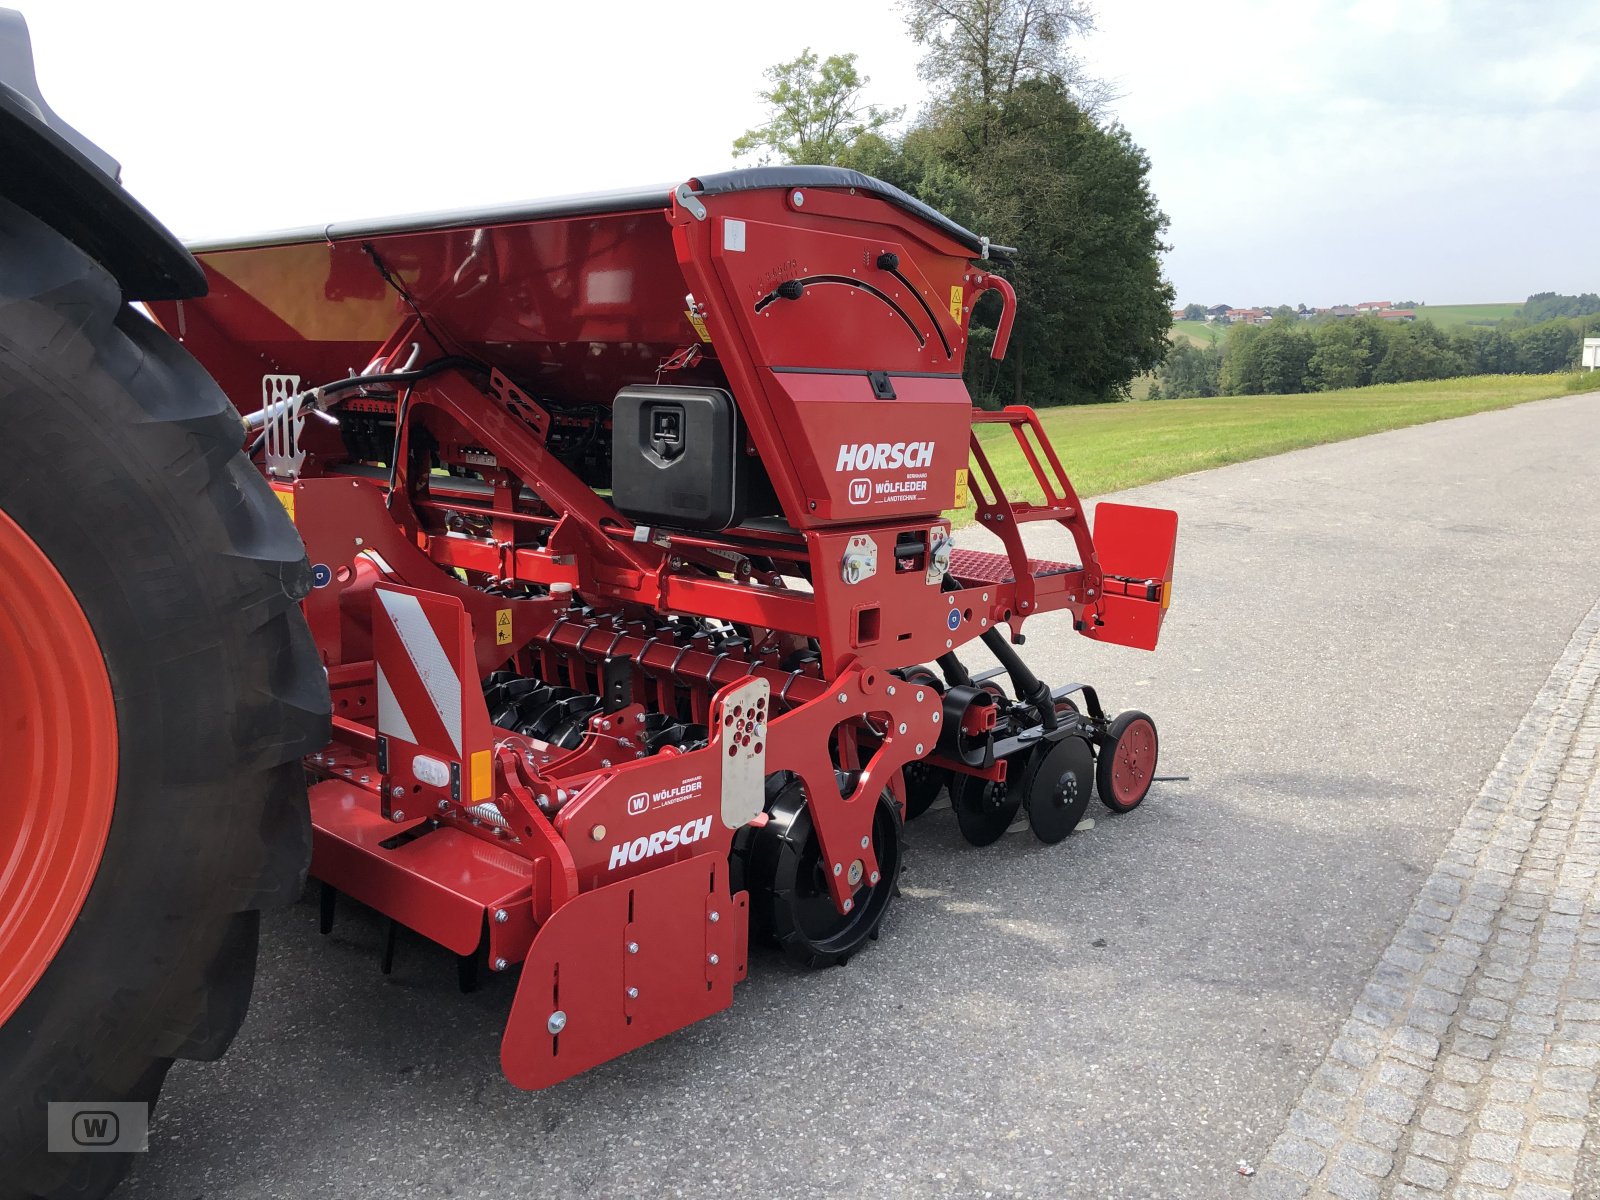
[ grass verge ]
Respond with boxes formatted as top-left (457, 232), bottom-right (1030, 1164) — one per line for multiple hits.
top-left (954, 372), bottom-right (1599, 527)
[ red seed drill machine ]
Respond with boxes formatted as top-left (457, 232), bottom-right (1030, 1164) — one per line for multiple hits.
top-left (156, 167), bottom-right (1179, 1087)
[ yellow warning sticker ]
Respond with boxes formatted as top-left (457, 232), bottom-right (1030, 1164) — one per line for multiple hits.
top-left (495, 607), bottom-right (513, 646)
top-left (685, 309), bottom-right (712, 343)
top-left (949, 285), bottom-right (964, 322)
top-left (273, 486), bottom-right (295, 520)
top-left (953, 468), bottom-right (970, 508)
top-left (471, 749), bottom-right (493, 802)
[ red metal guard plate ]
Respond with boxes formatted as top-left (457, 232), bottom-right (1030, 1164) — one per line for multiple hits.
top-left (501, 855), bottom-right (746, 1090)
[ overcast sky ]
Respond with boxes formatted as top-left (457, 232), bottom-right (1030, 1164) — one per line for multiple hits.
top-left (25, 0), bottom-right (1599, 307)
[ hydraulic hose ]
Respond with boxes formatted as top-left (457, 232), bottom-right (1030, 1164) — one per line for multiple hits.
top-left (941, 572), bottom-right (1057, 733)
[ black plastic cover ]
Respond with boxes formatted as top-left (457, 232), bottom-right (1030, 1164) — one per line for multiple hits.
top-left (611, 385), bottom-right (744, 530)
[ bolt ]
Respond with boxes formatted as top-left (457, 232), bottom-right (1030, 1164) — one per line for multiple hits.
top-left (932, 713), bottom-right (941, 724)
top-left (842, 898), bottom-right (853, 913)
top-left (494, 909), bottom-right (509, 924)
top-left (708, 954), bottom-right (720, 966)
top-left (860, 836), bottom-right (870, 849)
top-left (837, 692), bottom-right (848, 703)
top-left (627, 941), bottom-right (639, 954)
top-left (547, 1010), bottom-right (567, 1035)
top-left (343, 767), bottom-right (354, 777)
top-left (557, 789), bottom-right (568, 802)
top-left (635, 712), bottom-right (645, 724)
top-left (946, 639), bottom-right (953, 649)
top-left (870, 871), bottom-right (881, 884)
top-left (627, 986), bottom-right (639, 999)
top-left (887, 684), bottom-right (896, 696)
top-left (391, 810), bottom-right (407, 822)
top-left (833, 862), bottom-right (843, 876)
top-left (916, 690), bottom-right (925, 703)
top-left (591, 824), bottom-right (606, 841)
top-left (600, 758), bottom-right (612, 768)
top-left (981, 618), bottom-right (989, 627)
top-left (493, 957), bottom-right (509, 971)
top-left (792, 189), bottom-right (805, 206)
top-left (916, 743), bottom-right (925, 755)
top-left (708, 911), bottom-right (720, 923)
top-left (848, 860), bottom-right (864, 885)
top-left (437, 799), bottom-right (450, 812)
top-left (360, 773), bottom-right (371, 784)
top-left (392, 786), bottom-right (405, 798)
top-left (898, 722), bottom-right (908, 735)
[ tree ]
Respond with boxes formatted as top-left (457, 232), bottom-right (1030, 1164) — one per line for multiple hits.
top-left (936, 81), bottom-right (1173, 405)
top-left (1306, 319), bottom-right (1375, 390)
top-left (900, 0), bottom-right (1106, 139)
top-left (1157, 340), bottom-right (1221, 398)
top-left (1372, 322), bottom-right (1469, 384)
top-left (1511, 320), bottom-right (1580, 373)
top-left (733, 50), bottom-right (903, 165)
top-left (1182, 303), bottom-right (1207, 321)
top-left (1519, 292), bottom-right (1600, 322)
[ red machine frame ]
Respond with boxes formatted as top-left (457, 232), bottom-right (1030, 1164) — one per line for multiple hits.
top-left (148, 169), bottom-right (1177, 1088)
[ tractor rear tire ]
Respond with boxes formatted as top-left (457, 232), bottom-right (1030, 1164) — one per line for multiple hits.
top-left (0, 197), bottom-right (329, 1200)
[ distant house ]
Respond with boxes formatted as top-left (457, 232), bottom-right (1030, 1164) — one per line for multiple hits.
top-left (1356, 301), bottom-right (1393, 313)
top-left (1225, 307), bottom-right (1270, 324)
top-left (1378, 309), bottom-right (1418, 322)
top-left (1329, 305), bottom-right (1359, 318)
top-left (1172, 308), bottom-right (1188, 320)
top-left (1205, 303), bottom-right (1231, 322)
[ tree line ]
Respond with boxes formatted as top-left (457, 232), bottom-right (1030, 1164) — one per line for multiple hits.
top-left (1155, 314), bottom-right (1593, 399)
top-left (734, 1), bottom-right (1173, 407)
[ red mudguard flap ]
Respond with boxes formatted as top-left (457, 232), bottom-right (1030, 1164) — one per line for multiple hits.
top-left (1087, 501), bottom-right (1179, 652)
top-left (501, 855), bottom-right (748, 1090)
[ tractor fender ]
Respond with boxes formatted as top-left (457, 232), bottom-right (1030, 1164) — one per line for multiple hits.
top-left (0, 8), bottom-right (202, 300)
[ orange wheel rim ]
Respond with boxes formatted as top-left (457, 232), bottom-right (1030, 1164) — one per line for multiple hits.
top-left (0, 507), bottom-right (118, 1025)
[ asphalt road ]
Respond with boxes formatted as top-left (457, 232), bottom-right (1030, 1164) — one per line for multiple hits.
top-left (122, 390), bottom-right (1600, 1200)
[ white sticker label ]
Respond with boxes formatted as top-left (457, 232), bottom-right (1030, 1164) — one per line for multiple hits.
top-left (608, 815), bottom-right (714, 870)
top-left (723, 218), bottom-right (746, 252)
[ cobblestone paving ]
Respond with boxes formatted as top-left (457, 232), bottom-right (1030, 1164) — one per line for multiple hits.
top-left (1256, 599), bottom-right (1600, 1200)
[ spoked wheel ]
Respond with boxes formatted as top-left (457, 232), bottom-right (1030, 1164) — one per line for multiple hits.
top-left (746, 774), bottom-right (903, 968)
top-left (1097, 711), bottom-right (1159, 813)
top-left (1022, 736), bottom-right (1096, 843)
top-left (952, 760), bottom-right (1024, 846)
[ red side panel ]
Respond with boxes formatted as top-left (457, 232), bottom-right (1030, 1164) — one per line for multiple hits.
top-left (1087, 502), bottom-right (1179, 652)
top-left (765, 372), bottom-right (970, 521)
top-left (501, 855), bottom-right (747, 1090)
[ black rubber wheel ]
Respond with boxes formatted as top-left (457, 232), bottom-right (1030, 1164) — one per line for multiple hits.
top-left (1096, 710), bottom-right (1159, 814)
top-left (0, 198), bottom-right (328, 1199)
top-left (1022, 736), bottom-right (1096, 844)
top-left (746, 774), bottom-right (902, 968)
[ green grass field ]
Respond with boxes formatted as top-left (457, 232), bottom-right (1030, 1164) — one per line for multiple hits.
top-left (1170, 319), bottom-right (1222, 347)
top-left (1412, 302), bottom-right (1520, 329)
top-left (954, 372), bottom-right (1598, 525)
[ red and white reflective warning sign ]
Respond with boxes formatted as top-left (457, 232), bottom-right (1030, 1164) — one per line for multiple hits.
top-left (372, 584), bottom-right (494, 803)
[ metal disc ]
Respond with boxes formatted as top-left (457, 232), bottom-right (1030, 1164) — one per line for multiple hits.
top-left (1024, 736), bottom-right (1096, 844)
top-left (952, 764), bottom-right (1024, 846)
top-left (902, 759), bottom-right (950, 820)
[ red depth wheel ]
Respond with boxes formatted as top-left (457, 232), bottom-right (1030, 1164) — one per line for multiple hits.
top-left (0, 507), bottom-right (119, 1025)
top-left (1096, 711), bottom-right (1158, 814)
